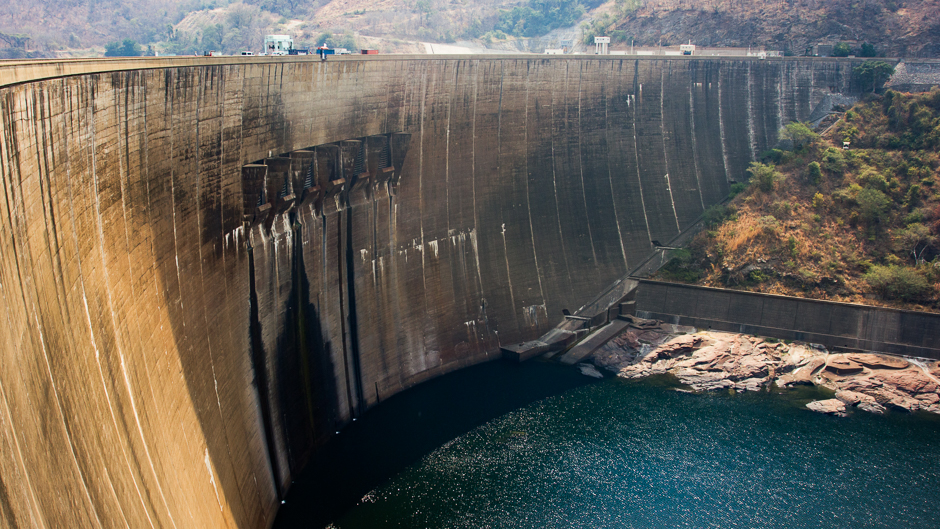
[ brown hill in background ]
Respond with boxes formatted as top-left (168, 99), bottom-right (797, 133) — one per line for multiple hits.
top-left (1, 0), bottom-right (937, 61)
top-left (605, 0), bottom-right (940, 57)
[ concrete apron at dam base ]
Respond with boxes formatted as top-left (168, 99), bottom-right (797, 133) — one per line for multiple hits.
top-left (0, 54), bottom-right (905, 527)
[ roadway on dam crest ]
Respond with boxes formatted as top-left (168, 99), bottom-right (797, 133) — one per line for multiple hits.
top-left (0, 55), bottom-right (866, 527)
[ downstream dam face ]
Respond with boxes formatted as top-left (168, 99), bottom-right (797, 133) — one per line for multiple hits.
top-left (0, 56), bottom-right (862, 528)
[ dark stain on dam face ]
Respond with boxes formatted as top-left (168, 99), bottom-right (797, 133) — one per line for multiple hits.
top-left (0, 56), bottom-right (871, 527)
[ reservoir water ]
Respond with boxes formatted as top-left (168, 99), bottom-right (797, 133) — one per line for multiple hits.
top-left (276, 360), bottom-right (940, 528)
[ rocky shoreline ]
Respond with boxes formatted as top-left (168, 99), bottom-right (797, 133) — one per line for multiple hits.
top-left (585, 316), bottom-right (940, 417)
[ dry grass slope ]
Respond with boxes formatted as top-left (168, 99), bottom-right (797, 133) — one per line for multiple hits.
top-left (657, 88), bottom-right (940, 312)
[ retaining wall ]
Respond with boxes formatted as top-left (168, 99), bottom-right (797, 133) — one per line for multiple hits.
top-left (635, 279), bottom-right (940, 359)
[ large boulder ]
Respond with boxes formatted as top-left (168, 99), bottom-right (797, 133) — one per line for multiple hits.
top-left (883, 394), bottom-right (923, 412)
top-left (846, 353), bottom-right (909, 370)
top-left (784, 344), bottom-right (819, 367)
top-left (676, 368), bottom-right (734, 391)
top-left (777, 357), bottom-right (826, 386)
top-left (727, 355), bottom-right (772, 380)
top-left (857, 401), bottom-right (887, 414)
top-left (929, 361), bottom-right (940, 379)
top-left (650, 335), bottom-right (704, 360)
top-left (871, 368), bottom-right (938, 395)
top-left (835, 390), bottom-right (872, 405)
top-left (806, 399), bottom-right (847, 416)
top-left (826, 355), bottom-right (864, 375)
top-left (834, 389), bottom-right (885, 413)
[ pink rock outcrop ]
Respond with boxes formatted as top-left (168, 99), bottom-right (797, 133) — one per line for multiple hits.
top-left (826, 355), bottom-right (864, 375)
top-left (594, 317), bottom-right (940, 416)
top-left (846, 353), bottom-right (909, 370)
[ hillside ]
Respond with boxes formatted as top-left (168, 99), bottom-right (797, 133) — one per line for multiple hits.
top-left (0, 0), bottom-right (182, 57)
top-left (595, 0), bottom-right (940, 57)
top-left (656, 87), bottom-right (940, 312)
top-left (4, 0), bottom-right (939, 58)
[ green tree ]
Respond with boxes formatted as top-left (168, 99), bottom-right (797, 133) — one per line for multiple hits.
top-left (746, 162), bottom-right (784, 193)
top-left (316, 30), bottom-right (359, 51)
top-left (854, 61), bottom-right (895, 93)
top-left (779, 121), bottom-right (818, 151)
top-left (864, 265), bottom-right (930, 301)
top-left (104, 39), bottom-right (142, 57)
top-left (807, 161), bottom-right (822, 185)
top-left (858, 167), bottom-right (888, 191)
top-left (859, 42), bottom-right (877, 57)
top-left (856, 187), bottom-right (891, 225)
top-left (496, 0), bottom-right (585, 38)
top-left (200, 24), bottom-right (224, 52)
top-left (822, 147), bottom-right (846, 174)
top-left (893, 223), bottom-right (936, 264)
top-left (832, 42), bottom-right (852, 57)
top-left (615, 0), bottom-right (642, 16)
top-left (702, 204), bottom-right (735, 227)
top-left (415, 0), bottom-right (433, 24)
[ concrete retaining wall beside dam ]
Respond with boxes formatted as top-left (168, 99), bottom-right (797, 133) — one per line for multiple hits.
top-left (635, 280), bottom-right (940, 359)
top-left (0, 56), bottom-right (863, 527)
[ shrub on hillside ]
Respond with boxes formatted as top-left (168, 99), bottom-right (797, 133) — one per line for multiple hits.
top-left (832, 42), bottom-right (852, 57)
top-left (104, 39), bottom-right (142, 57)
top-left (864, 264), bottom-right (931, 301)
top-left (858, 167), bottom-right (888, 191)
top-left (316, 30), bottom-right (359, 51)
top-left (657, 249), bottom-right (704, 283)
top-left (779, 122), bottom-right (818, 152)
top-left (746, 162), bottom-right (784, 193)
top-left (807, 161), bottom-right (822, 184)
top-left (729, 182), bottom-right (748, 197)
top-left (703, 204), bottom-right (735, 227)
top-left (823, 147), bottom-right (846, 174)
top-left (854, 61), bottom-right (895, 93)
top-left (496, 0), bottom-right (584, 38)
top-left (857, 187), bottom-right (891, 225)
top-left (893, 223), bottom-right (937, 264)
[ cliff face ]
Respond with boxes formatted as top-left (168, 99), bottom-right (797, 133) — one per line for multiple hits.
top-left (0, 56), bottom-right (860, 528)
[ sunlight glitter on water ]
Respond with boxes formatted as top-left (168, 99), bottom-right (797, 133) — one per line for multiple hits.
top-left (337, 376), bottom-right (940, 529)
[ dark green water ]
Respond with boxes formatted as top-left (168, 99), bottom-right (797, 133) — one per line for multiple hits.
top-left (277, 361), bottom-right (940, 529)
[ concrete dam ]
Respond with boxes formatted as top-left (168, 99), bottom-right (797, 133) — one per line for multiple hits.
top-left (0, 55), bottom-right (862, 528)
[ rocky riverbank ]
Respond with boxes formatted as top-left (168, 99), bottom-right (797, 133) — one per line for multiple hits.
top-left (587, 316), bottom-right (940, 417)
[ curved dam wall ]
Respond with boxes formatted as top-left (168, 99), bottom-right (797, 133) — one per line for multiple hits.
top-left (0, 56), bottom-right (860, 528)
